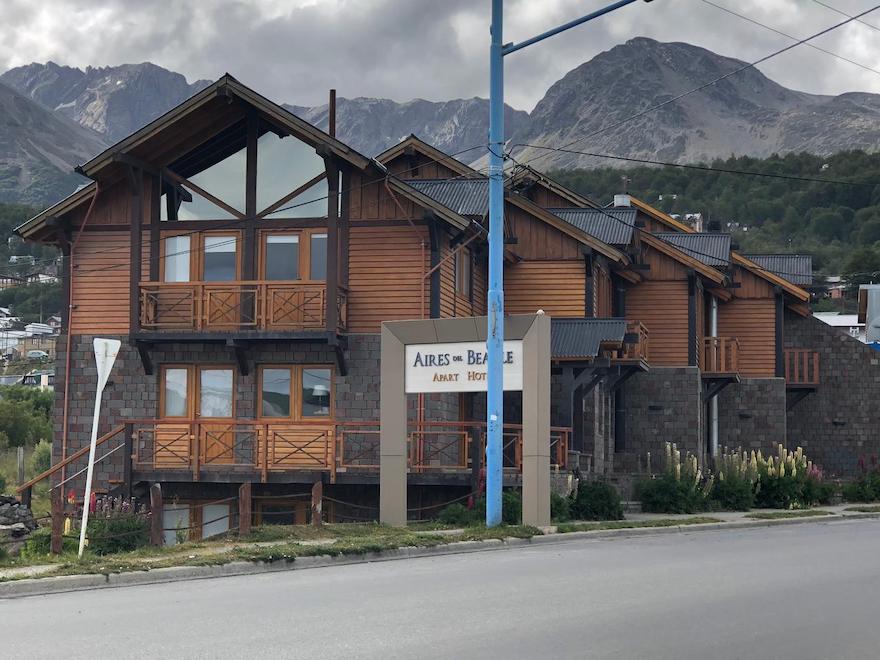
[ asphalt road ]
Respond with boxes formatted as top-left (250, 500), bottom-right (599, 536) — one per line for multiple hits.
top-left (5, 518), bottom-right (880, 659)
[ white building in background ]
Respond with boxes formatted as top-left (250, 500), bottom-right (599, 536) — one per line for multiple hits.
top-left (814, 312), bottom-right (865, 343)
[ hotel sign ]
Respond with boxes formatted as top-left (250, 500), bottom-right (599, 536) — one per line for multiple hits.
top-left (404, 341), bottom-right (524, 393)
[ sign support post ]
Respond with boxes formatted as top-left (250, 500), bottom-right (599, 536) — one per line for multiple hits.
top-left (78, 338), bottom-right (121, 558)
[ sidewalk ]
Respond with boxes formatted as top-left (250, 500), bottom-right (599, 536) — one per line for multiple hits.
top-left (1, 504), bottom-right (877, 597)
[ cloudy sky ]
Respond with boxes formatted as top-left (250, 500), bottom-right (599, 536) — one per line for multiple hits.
top-left (2, 0), bottom-right (880, 111)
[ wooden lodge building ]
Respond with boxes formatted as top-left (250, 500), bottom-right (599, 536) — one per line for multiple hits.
top-left (15, 75), bottom-right (880, 533)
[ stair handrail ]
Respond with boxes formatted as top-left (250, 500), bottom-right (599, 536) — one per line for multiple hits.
top-left (16, 424), bottom-right (126, 494)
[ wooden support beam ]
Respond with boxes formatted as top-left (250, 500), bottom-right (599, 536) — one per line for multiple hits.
top-left (428, 218), bottom-right (441, 318)
top-left (134, 340), bottom-right (154, 375)
top-left (311, 480), bottom-right (323, 527)
top-left (129, 166), bottom-right (143, 334)
top-left (149, 483), bottom-right (164, 547)
top-left (324, 158), bottom-right (340, 335)
top-left (687, 272), bottom-right (697, 367)
top-left (163, 168), bottom-right (246, 220)
top-left (149, 174), bottom-right (161, 281)
top-left (775, 289), bottom-right (785, 378)
top-left (242, 109), bottom-right (258, 282)
top-left (238, 482), bottom-right (252, 537)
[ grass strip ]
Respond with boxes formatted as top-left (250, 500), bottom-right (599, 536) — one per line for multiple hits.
top-left (746, 510), bottom-right (832, 520)
top-left (555, 517), bottom-right (721, 533)
top-left (843, 505), bottom-right (880, 513)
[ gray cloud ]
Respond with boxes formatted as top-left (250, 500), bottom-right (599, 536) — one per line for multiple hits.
top-left (0, 0), bottom-right (879, 111)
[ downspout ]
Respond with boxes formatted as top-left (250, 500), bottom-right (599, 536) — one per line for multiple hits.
top-left (709, 295), bottom-right (719, 458)
top-left (60, 184), bottom-right (100, 482)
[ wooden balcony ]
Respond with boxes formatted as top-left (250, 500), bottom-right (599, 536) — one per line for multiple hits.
top-left (130, 419), bottom-right (572, 483)
top-left (784, 349), bottom-right (820, 387)
top-left (623, 321), bottom-right (650, 362)
top-left (702, 336), bottom-right (739, 374)
top-left (139, 281), bottom-right (347, 334)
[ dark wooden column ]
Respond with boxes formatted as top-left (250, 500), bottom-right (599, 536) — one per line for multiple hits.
top-left (687, 271), bottom-right (697, 367)
top-left (129, 166), bottom-right (143, 334)
top-left (339, 165), bottom-right (351, 288)
top-left (242, 110), bottom-right (259, 281)
top-left (149, 175), bottom-right (161, 281)
top-left (428, 216), bottom-right (441, 318)
top-left (583, 249), bottom-right (594, 317)
top-left (775, 288), bottom-right (785, 377)
top-left (324, 157), bottom-right (340, 334)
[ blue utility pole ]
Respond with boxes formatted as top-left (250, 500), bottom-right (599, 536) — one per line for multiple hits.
top-left (485, 0), bottom-right (651, 527)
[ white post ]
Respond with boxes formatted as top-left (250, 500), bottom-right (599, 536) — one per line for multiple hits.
top-left (709, 297), bottom-right (719, 458)
top-left (78, 338), bottom-right (121, 558)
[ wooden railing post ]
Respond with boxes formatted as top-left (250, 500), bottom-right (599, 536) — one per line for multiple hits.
top-left (50, 487), bottom-right (63, 555)
top-left (238, 482), bottom-right (252, 538)
top-left (311, 480), bottom-right (323, 527)
top-left (149, 483), bottom-right (164, 547)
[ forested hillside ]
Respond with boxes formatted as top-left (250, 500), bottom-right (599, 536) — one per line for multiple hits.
top-left (551, 150), bottom-right (880, 276)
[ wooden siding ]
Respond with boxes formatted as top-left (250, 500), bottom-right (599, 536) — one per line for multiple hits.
top-left (641, 241), bottom-right (692, 281)
top-left (506, 205), bottom-right (582, 261)
top-left (347, 224), bottom-right (429, 331)
top-left (523, 185), bottom-right (578, 209)
top-left (71, 231), bottom-right (150, 334)
top-left (732, 264), bottom-right (776, 299)
top-left (717, 298), bottom-right (776, 377)
top-left (505, 260), bottom-right (585, 317)
top-left (384, 152), bottom-right (467, 180)
top-left (348, 171), bottom-right (421, 221)
top-left (626, 280), bottom-right (689, 366)
top-left (595, 265), bottom-right (613, 317)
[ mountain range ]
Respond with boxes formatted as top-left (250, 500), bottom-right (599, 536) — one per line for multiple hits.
top-left (1, 37), bottom-right (879, 207)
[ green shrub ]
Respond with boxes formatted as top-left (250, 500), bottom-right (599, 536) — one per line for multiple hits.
top-left (638, 473), bottom-right (709, 514)
top-left (550, 492), bottom-right (572, 522)
top-left (710, 476), bottom-right (754, 511)
top-left (0, 473), bottom-right (6, 495)
top-left (570, 481), bottom-right (623, 520)
top-left (437, 503), bottom-right (475, 526)
top-left (20, 527), bottom-right (76, 559)
top-left (437, 490), bottom-right (522, 526)
top-left (86, 513), bottom-right (150, 555)
top-left (841, 457), bottom-right (880, 502)
top-left (30, 439), bottom-right (52, 475)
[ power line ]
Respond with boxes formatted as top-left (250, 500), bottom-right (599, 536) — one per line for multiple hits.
top-left (510, 144), bottom-right (880, 187)
top-left (810, 0), bottom-right (880, 32)
top-left (505, 154), bottom-right (815, 282)
top-left (515, 5), bottom-right (880, 170)
top-left (701, 0), bottom-right (880, 78)
top-left (5, 143), bottom-right (490, 279)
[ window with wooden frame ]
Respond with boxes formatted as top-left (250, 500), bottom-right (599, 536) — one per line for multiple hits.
top-left (455, 248), bottom-right (473, 300)
top-left (158, 119), bottom-right (330, 222)
top-left (259, 229), bottom-right (328, 282)
top-left (160, 365), bottom-right (236, 419)
top-left (258, 365), bottom-right (333, 420)
top-left (160, 231), bottom-right (241, 283)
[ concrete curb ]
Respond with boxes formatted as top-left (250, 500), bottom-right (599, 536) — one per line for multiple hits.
top-left (2, 512), bottom-right (876, 599)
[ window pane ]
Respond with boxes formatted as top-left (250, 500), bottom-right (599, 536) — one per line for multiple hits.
top-left (188, 145), bottom-right (246, 213)
top-left (160, 193), bottom-right (168, 222)
top-left (302, 368), bottom-right (331, 417)
top-left (199, 369), bottom-right (233, 417)
top-left (257, 132), bottom-right (325, 212)
top-left (163, 505), bottom-right (190, 547)
top-left (176, 189), bottom-right (236, 221)
top-left (163, 368), bottom-right (188, 417)
top-left (201, 503), bottom-right (230, 539)
top-left (265, 235), bottom-right (300, 280)
top-left (265, 178), bottom-right (328, 219)
top-left (164, 236), bottom-right (190, 283)
top-left (261, 368), bottom-right (291, 417)
top-left (203, 235), bottom-right (237, 281)
top-left (310, 233), bottom-right (327, 280)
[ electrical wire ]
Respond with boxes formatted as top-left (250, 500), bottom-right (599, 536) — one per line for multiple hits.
top-left (810, 0), bottom-right (880, 31)
top-left (514, 5), bottom-right (880, 171)
top-left (701, 0), bottom-right (880, 78)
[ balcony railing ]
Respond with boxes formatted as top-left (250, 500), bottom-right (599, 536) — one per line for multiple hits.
top-left (784, 349), bottom-right (820, 386)
top-left (139, 281), bottom-right (347, 333)
top-left (702, 336), bottom-right (739, 374)
top-left (622, 320), bottom-right (650, 362)
top-left (131, 419), bottom-right (571, 481)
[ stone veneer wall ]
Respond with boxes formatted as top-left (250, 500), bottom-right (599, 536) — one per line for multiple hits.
top-left (54, 333), bottom-right (463, 492)
top-left (621, 367), bottom-right (704, 467)
top-left (716, 378), bottom-right (787, 452)
top-left (784, 311), bottom-right (880, 476)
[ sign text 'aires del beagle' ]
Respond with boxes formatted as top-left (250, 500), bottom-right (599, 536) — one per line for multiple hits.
top-left (404, 341), bottom-right (524, 393)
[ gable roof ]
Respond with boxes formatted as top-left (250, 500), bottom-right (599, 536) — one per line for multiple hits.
top-left (78, 75), bottom-right (371, 179)
top-left (742, 255), bottom-right (812, 286)
top-left (548, 208), bottom-right (635, 246)
top-left (551, 318), bottom-right (627, 361)
top-left (508, 164), bottom-right (597, 208)
top-left (655, 232), bottom-right (731, 267)
top-left (376, 135), bottom-right (480, 177)
top-left (627, 196), bottom-right (809, 302)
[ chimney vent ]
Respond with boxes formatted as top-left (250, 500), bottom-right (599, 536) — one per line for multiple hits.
top-left (613, 194), bottom-right (631, 208)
